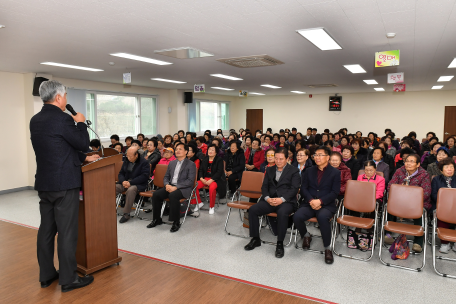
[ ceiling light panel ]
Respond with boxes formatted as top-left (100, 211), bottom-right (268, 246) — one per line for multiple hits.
top-left (448, 58), bottom-right (456, 68)
top-left (211, 87), bottom-right (234, 91)
top-left (291, 91), bottom-right (305, 94)
top-left (344, 64), bottom-right (366, 73)
top-left (374, 88), bottom-right (385, 91)
top-left (40, 62), bottom-right (103, 72)
top-left (437, 76), bottom-right (454, 82)
top-left (210, 74), bottom-right (243, 81)
top-left (151, 78), bottom-right (186, 83)
top-left (261, 84), bottom-right (281, 89)
top-left (249, 92), bottom-right (265, 95)
top-left (111, 53), bottom-right (172, 65)
top-left (154, 47), bottom-right (214, 59)
top-left (296, 28), bottom-right (342, 51)
top-left (432, 85), bottom-right (443, 89)
top-left (363, 79), bottom-right (378, 84)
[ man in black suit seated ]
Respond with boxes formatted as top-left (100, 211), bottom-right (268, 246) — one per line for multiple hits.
top-left (293, 146), bottom-right (340, 264)
top-left (116, 146), bottom-right (149, 223)
top-left (244, 147), bottom-right (301, 258)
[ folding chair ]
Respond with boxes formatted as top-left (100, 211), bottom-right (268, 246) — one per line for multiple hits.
top-left (259, 212), bottom-right (295, 247)
top-left (332, 180), bottom-right (378, 262)
top-left (135, 164), bottom-right (168, 220)
top-left (432, 188), bottom-right (456, 279)
top-left (294, 214), bottom-right (337, 254)
top-left (224, 171), bottom-right (264, 238)
top-left (378, 184), bottom-right (427, 272)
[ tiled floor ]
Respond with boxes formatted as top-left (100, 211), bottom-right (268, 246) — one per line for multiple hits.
top-left (1, 190), bottom-right (455, 304)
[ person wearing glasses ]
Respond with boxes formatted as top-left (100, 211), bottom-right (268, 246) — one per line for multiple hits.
top-left (293, 146), bottom-right (341, 264)
top-left (293, 148), bottom-right (312, 175)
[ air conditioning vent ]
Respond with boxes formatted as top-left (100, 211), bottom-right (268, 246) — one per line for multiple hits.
top-left (307, 84), bottom-right (338, 88)
top-left (217, 55), bottom-right (284, 68)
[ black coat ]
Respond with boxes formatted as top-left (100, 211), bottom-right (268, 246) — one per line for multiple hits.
top-left (262, 164), bottom-right (301, 205)
top-left (422, 154), bottom-right (436, 170)
top-left (355, 147), bottom-right (368, 164)
top-left (143, 149), bottom-right (161, 173)
top-left (117, 155), bottom-right (150, 192)
top-left (199, 155), bottom-right (226, 198)
top-left (224, 149), bottom-right (245, 180)
top-left (30, 104), bottom-right (89, 191)
top-left (343, 157), bottom-right (361, 180)
top-left (431, 174), bottom-right (456, 207)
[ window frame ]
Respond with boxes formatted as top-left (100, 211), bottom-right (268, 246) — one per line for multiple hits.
top-left (192, 98), bottom-right (230, 134)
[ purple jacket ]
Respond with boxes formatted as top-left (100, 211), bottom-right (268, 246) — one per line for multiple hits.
top-left (388, 166), bottom-right (431, 210)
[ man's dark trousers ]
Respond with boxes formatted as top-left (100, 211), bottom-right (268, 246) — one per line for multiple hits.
top-left (248, 200), bottom-right (294, 241)
top-left (152, 188), bottom-right (186, 222)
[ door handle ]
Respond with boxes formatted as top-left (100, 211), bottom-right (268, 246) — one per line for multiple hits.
top-left (445, 132), bottom-right (450, 135)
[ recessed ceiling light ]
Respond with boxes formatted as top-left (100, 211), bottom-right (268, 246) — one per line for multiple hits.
top-left (344, 64), bottom-right (366, 73)
top-left (210, 74), bottom-right (243, 81)
top-left (154, 47), bottom-right (214, 59)
top-left (151, 78), bottom-right (186, 84)
top-left (261, 84), bottom-right (281, 89)
top-left (386, 33), bottom-right (396, 38)
top-left (291, 91), bottom-right (305, 94)
top-left (448, 58), bottom-right (456, 68)
top-left (40, 62), bottom-right (103, 72)
top-left (211, 87), bottom-right (234, 91)
top-left (0, 25), bottom-right (5, 29)
top-left (437, 76), bottom-right (454, 82)
top-left (296, 28), bottom-right (342, 51)
top-left (374, 88), bottom-right (385, 91)
top-left (363, 79), bottom-right (378, 85)
top-left (432, 85), bottom-right (444, 89)
top-left (110, 53), bottom-right (172, 65)
top-left (249, 92), bottom-right (265, 95)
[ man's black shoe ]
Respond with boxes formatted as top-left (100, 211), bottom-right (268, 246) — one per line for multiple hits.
top-left (275, 244), bottom-right (284, 258)
top-left (244, 238), bottom-right (261, 251)
top-left (147, 218), bottom-right (163, 228)
top-left (40, 271), bottom-right (59, 288)
top-left (170, 222), bottom-right (181, 232)
top-left (144, 209), bottom-right (152, 213)
top-left (61, 275), bottom-right (94, 293)
top-left (119, 214), bottom-right (130, 223)
top-left (325, 249), bottom-right (334, 264)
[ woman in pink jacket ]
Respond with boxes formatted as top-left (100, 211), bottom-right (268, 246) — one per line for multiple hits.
top-left (357, 160), bottom-right (385, 201)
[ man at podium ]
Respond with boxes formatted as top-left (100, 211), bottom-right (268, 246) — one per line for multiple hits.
top-left (30, 80), bottom-right (99, 293)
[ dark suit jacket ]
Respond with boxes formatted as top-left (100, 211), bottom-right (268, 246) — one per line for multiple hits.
top-left (301, 165), bottom-right (341, 213)
top-left (224, 149), bottom-right (245, 180)
top-left (262, 164), bottom-right (301, 204)
top-left (164, 158), bottom-right (197, 198)
top-left (199, 155), bottom-right (226, 198)
top-left (30, 104), bottom-right (89, 191)
top-left (117, 154), bottom-right (150, 192)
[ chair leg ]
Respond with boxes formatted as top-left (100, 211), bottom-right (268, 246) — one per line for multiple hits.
top-left (224, 207), bottom-right (250, 238)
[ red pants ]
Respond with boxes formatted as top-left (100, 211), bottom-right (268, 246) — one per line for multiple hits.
top-left (438, 219), bottom-right (454, 244)
top-left (194, 177), bottom-right (218, 208)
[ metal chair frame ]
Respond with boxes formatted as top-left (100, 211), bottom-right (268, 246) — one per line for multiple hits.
top-left (224, 189), bottom-right (262, 239)
top-left (159, 183), bottom-right (200, 226)
top-left (258, 214), bottom-right (295, 247)
top-left (294, 214), bottom-right (337, 254)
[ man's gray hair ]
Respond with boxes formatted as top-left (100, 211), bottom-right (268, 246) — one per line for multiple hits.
top-left (39, 80), bottom-right (66, 103)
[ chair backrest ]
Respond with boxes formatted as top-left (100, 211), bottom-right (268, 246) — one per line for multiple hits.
top-left (239, 171), bottom-right (264, 199)
top-left (376, 171), bottom-right (384, 178)
top-left (358, 169), bottom-right (383, 178)
top-left (153, 164), bottom-right (168, 188)
top-left (436, 188), bottom-right (456, 225)
top-left (343, 180), bottom-right (376, 213)
top-left (358, 169), bottom-right (365, 176)
top-left (387, 184), bottom-right (424, 219)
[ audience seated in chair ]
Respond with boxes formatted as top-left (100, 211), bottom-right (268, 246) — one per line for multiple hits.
top-left (109, 134), bottom-right (120, 148)
top-left (427, 147), bottom-right (451, 180)
top-left (116, 146), bottom-right (150, 223)
top-left (366, 147), bottom-right (390, 185)
top-left (130, 139), bottom-right (144, 156)
top-left (260, 148), bottom-right (275, 173)
top-left (113, 142), bottom-right (123, 154)
top-left (293, 146), bottom-right (340, 264)
top-left (147, 143), bottom-right (197, 232)
top-left (196, 136), bottom-right (208, 155)
top-left (157, 147), bottom-right (176, 166)
top-left (244, 147), bottom-right (301, 258)
top-left (445, 136), bottom-right (456, 157)
top-left (245, 138), bottom-right (265, 172)
top-left (341, 146), bottom-right (360, 180)
top-left (293, 148), bottom-right (312, 176)
top-left (224, 140), bottom-right (245, 198)
top-left (357, 160), bottom-right (385, 204)
top-left (89, 139), bottom-right (101, 153)
top-left (330, 152), bottom-right (352, 200)
top-left (187, 142), bottom-right (201, 171)
top-left (143, 138), bottom-right (161, 174)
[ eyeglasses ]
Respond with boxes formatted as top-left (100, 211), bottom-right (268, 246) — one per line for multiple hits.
top-left (313, 154), bottom-right (328, 158)
top-left (404, 160), bottom-right (417, 164)
top-left (266, 153), bottom-right (275, 157)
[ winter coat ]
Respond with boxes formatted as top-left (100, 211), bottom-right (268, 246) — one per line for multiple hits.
top-left (224, 149), bottom-right (246, 180)
top-left (336, 163), bottom-right (352, 195)
top-left (431, 174), bottom-right (456, 207)
top-left (427, 162), bottom-right (442, 181)
top-left (357, 174), bottom-right (385, 200)
top-left (244, 148), bottom-right (265, 170)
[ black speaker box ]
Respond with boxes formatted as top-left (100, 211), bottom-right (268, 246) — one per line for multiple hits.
top-left (32, 76), bottom-right (49, 96)
top-left (184, 92), bottom-right (193, 103)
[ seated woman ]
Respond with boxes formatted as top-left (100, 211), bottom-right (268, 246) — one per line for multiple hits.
top-left (187, 143), bottom-right (201, 171)
top-left (422, 141), bottom-right (443, 169)
top-left (296, 132), bottom-right (303, 141)
top-left (141, 138), bottom-right (149, 153)
top-left (427, 147), bottom-right (451, 180)
top-left (445, 136), bottom-right (456, 157)
top-left (157, 147), bottom-right (176, 166)
top-left (261, 135), bottom-right (274, 152)
top-left (241, 135), bottom-right (252, 151)
top-left (260, 148), bottom-right (275, 173)
top-left (367, 132), bottom-right (378, 149)
top-left (320, 133), bottom-right (329, 146)
top-left (224, 140), bottom-right (245, 198)
top-left (325, 140), bottom-right (340, 153)
top-left (185, 132), bottom-right (193, 143)
top-left (395, 147), bottom-right (414, 169)
top-left (351, 138), bottom-right (368, 164)
top-left (384, 136), bottom-right (397, 158)
top-left (333, 132), bottom-right (341, 147)
top-left (196, 136), bottom-right (208, 155)
top-left (294, 148), bottom-right (311, 175)
top-left (387, 154), bottom-right (431, 252)
top-left (431, 157), bottom-right (456, 253)
top-left (245, 138), bottom-right (265, 172)
top-left (157, 139), bottom-right (165, 157)
top-left (356, 131), bottom-right (362, 138)
top-left (195, 145), bottom-right (226, 215)
top-left (341, 145), bottom-right (361, 180)
top-left (203, 133), bottom-right (211, 145)
top-left (143, 139), bottom-right (161, 174)
top-left (275, 135), bottom-right (289, 149)
top-left (271, 133), bottom-right (280, 147)
top-left (287, 133), bottom-right (296, 146)
top-left (211, 137), bottom-right (225, 158)
top-left (336, 136), bottom-right (349, 150)
top-left (172, 133), bottom-right (179, 142)
top-left (366, 147), bottom-right (390, 185)
top-left (357, 160), bottom-right (385, 203)
top-left (163, 135), bottom-right (173, 148)
top-left (123, 136), bottom-right (133, 153)
top-left (330, 152), bottom-right (352, 201)
top-left (287, 144), bottom-right (296, 165)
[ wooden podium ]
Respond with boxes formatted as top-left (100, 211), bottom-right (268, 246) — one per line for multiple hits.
top-left (76, 153), bottom-right (123, 275)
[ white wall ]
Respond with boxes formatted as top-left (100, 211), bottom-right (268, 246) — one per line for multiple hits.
top-left (230, 91), bottom-right (456, 140)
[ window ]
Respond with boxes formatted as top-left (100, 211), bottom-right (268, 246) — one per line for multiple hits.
top-left (85, 93), bottom-right (157, 139)
top-left (188, 99), bottom-right (230, 133)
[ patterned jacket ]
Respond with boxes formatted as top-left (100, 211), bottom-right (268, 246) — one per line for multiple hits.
top-left (388, 166), bottom-right (431, 210)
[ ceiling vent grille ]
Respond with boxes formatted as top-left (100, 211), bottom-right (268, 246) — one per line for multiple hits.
top-left (307, 84), bottom-right (338, 88)
top-left (217, 55), bottom-right (284, 68)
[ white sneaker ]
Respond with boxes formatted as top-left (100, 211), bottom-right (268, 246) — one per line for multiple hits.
top-left (440, 243), bottom-right (451, 254)
top-left (209, 207), bottom-right (215, 215)
top-left (194, 202), bottom-right (204, 211)
top-left (198, 202), bottom-right (204, 208)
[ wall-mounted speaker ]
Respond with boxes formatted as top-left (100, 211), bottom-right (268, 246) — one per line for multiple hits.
top-left (32, 76), bottom-right (49, 97)
top-left (184, 92), bottom-right (193, 103)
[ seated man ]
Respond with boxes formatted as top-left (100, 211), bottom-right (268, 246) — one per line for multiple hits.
top-left (293, 146), bottom-right (340, 264)
top-left (109, 134), bottom-right (119, 148)
top-left (147, 143), bottom-right (196, 233)
top-left (115, 147), bottom-right (149, 223)
top-left (89, 139), bottom-right (101, 152)
top-left (244, 147), bottom-right (300, 258)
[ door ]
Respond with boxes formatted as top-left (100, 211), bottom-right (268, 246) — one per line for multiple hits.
top-left (246, 109), bottom-right (263, 133)
top-left (444, 106), bottom-right (456, 141)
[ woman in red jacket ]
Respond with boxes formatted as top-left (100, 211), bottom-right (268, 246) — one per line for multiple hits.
top-left (245, 138), bottom-right (265, 171)
top-left (329, 152), bottom-right (352, 201)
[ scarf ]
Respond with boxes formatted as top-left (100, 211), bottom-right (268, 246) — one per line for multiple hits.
top-left (445, 176), bottom-right (453, 188)
top-left (343, 157), bottom-right (351, 162)
top-left (403, 169), bottom-right (419, 186)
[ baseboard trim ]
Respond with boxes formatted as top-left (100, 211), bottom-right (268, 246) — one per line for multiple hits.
top-left (0, 186), bottom-right (34, 195)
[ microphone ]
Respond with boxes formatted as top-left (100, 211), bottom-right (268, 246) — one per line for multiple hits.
top-left (66, 103), bottom-right (104, 157)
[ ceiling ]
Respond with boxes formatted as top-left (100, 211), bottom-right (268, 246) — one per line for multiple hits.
top-left (1, 0), bottom-right (456, 96)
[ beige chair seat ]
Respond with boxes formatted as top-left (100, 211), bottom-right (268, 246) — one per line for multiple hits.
top-left (437, 227), bottom-right (456, 243)
top-left (384, 221), bottom-right (424, 236)
top-left (227, 202), bottom-right (255, 210)
top-left (139, 190), bottom-right (155, 198)
top-left (337, 215), bottom-right (374, 229)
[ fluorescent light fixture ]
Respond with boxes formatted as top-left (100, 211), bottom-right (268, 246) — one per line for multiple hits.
top-left (296, 28), bottom-right (342, 51)
top-left (437, 76), bottom-right (454, 82)
top-left (249, 92), bottom-right (265, 95)
top-left (210, 74), bottom-right (243, 81)
top-left (448, 58), bottom-right (456, 68)
top-left (40, 62), bottom-right (103, 72)
top-left (432, 85), bottom-right (443, 89)
top-left (0, 25), bottom-right (5, 29)
top-left (344, 64), bottom-right (366, 73)
top-left (151, 78), bottom-right (186, 84)
top-left (110, 53), bottom-right (172, 65)
top-left (291, 91), bottom-right (305, 94)
top-left (363, 79), bottom-right (378, 85)
top-left (211, 87), bottom-right (234, 91)
top-left (261, 84), bottom-right (281, 89)
top-left (374, 88), bottom-right (385, 91)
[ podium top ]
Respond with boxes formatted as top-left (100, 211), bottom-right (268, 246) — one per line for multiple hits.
top-left (82, 153), bottom-right (123, 173)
